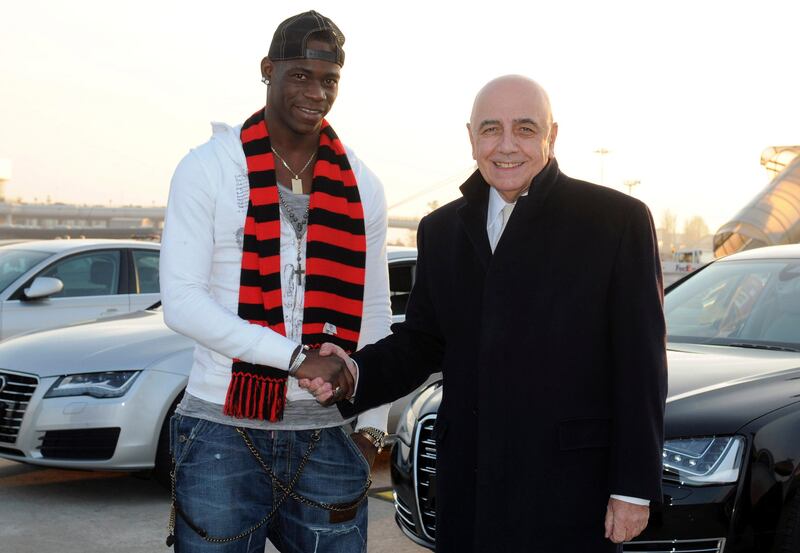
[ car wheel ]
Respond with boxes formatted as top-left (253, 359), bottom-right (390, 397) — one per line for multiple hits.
top-left (153, 391), bottom-right (184, 488)
top-left (773, 492), bottom-right (800, 553)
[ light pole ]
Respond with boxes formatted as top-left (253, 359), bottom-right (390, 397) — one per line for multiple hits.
top-left (0, 159), bottom-right (11, 204)
top-left (623, 179), bottom-right (640, 196)
top-left (593, 148), bottom-right (610, 185)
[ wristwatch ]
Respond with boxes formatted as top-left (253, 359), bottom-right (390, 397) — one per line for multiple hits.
top-left (357, 426), bottom-right (387, 454)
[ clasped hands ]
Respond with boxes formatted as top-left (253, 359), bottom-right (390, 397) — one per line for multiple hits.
top-left (294, 343), bottom-right (356, 405)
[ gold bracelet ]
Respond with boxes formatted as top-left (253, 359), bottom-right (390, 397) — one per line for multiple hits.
top-left (357, 426), bottom-right (386, 453)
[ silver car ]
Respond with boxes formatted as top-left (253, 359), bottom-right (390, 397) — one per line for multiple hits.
top-left (0, 239), bottom-right (160, 340)
top-left (0, 247), bottom-right (421, 483)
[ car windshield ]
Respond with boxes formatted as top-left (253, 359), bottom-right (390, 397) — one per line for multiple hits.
top-left (0, 249), bottom-right (52, 293)
top-left (665, 258), bottom-right (800, 350)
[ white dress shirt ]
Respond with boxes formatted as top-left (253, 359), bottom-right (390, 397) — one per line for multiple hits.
top-left (487, 187), bottom-right (519, 252)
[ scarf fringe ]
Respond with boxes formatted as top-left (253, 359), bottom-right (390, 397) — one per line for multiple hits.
top-left (223, 373), bottom-right (287, 422)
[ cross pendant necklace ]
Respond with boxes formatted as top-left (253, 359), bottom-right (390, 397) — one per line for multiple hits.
top-left (271, 147), bottom-right (316, 194)
top-left (293, 242), bottom-right (305, 286)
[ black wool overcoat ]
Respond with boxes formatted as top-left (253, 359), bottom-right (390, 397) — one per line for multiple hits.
top-left (349, 160), bottom-right (668, 553)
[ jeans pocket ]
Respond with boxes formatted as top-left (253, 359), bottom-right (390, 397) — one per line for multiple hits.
top-left (171, 415), bottom-right (209, 468)
top-left (169, 413), bottom-right (181, 459)
top-left (338, 426), bottom-right (371, 475)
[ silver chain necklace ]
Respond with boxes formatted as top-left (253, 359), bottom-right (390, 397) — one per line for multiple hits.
top-left (276, 186), bottom-right (310, 238)
top-left (277, 186), bottom-right (310, 286)
top-left (271, 147), bottom-right (316, 194)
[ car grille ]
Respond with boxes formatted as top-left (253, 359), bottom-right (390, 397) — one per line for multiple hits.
top-left (40, 428), bottom-right (121, 460)
top-left (624, 538), bottom-right (726, 552)
top-left (414, 414), bottom-right (437, 541)
top-left (0, 370), bottom-right (38, 445)
top-left (393, 491), bottom-right (417, 533)
top-left (408, 414), bottom-right (725, 553)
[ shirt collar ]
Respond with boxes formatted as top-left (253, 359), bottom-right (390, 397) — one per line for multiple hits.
top-left (487, 186), bottom-right (528, 224)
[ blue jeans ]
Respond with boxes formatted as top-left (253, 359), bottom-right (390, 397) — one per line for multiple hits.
top-left (170, 414), bottom-right (370, 553)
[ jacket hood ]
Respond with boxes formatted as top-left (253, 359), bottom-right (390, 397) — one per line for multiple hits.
top-left (0, 310), bottom-right (194, 378)
top-left (209, 121), bottom-right (246, 169)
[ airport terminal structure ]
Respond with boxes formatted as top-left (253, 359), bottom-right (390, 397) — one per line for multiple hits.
top-left (714, 146), bottom-right (800, 257)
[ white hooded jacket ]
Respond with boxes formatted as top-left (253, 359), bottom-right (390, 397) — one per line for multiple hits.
top-left (160, 121), bottom-right (392, 431)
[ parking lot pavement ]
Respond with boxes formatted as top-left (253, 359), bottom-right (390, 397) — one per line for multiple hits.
top-left (0, 454), bottom-right (428, 553)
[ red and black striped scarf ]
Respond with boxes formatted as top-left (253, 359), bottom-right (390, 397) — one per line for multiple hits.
top-left (224, 109), bottom-right (366, 421)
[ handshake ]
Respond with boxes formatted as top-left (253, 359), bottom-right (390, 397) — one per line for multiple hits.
top-left (294, 343), bottom-right (357, 406)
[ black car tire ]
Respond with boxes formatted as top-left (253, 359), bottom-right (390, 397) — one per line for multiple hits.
top-left (773, 492), bottom-right (800, 553)
top-left (153, 391), bottom-right (184, 488)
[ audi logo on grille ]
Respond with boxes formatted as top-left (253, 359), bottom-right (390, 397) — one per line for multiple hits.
top-left (0, 375), bottom-right (5, 393)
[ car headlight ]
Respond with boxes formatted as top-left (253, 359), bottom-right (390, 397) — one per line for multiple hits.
top-left (395, 401), bottom-right (418, 445)
top-left (44, 371), bottom-right (140, 399)
top-left (663, 436), bottom-right (745, 485)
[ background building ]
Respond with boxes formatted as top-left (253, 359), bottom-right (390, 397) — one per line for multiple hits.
top-left (714, 146), bottom-right (800, 257)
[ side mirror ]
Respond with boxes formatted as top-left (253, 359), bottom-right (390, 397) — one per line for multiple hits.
top-left (23, 277), bottom-right (64, 300)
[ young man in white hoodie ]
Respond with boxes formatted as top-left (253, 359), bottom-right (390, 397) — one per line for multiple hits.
top-left (160, 11), bottom-right (391, 552)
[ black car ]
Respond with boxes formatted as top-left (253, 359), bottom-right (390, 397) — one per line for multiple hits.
top-left (391, 244), bottom-right (800, 553)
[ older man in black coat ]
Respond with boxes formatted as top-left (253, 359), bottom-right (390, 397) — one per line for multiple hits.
top-left (303, 75), bottom-right (668, 552)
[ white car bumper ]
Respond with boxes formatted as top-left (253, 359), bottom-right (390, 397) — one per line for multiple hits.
top-left (0, 368), bottom-right (186, 471)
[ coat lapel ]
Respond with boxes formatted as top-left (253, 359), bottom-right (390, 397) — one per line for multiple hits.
top-left (457, 161), bottom-right (562, 265)
top-left (457, 169), bottom-right (492, 270)
top-left (493, 159), bottom-right (561, 255)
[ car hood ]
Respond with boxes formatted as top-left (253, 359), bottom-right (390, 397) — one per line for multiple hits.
top-left (664, 343), bottom-right (800, 436)
top-left (416, 343), bottom-right (800, 436)
top-left (666, 343), bottom-right (800, 399)
top-left (0, 310), bottom-right (194, 377)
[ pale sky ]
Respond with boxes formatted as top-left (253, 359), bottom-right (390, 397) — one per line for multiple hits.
top-left (1, 0), bottom-right (798, 233)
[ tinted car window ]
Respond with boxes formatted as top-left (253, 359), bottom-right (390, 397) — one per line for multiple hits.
top-left (0, 249), bottom-right (51, 293)
top-left (389, 262), bottom-right (415, 316)
top-left (666, 259), bottom-right (800, 347)
top-left (41, 250), bottom-right (121, 297)
top-left (133, 250), bottom-right (160, 294)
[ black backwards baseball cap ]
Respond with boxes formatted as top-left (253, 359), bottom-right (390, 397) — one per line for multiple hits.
top-left (268, 10), bottom-right (346, 67)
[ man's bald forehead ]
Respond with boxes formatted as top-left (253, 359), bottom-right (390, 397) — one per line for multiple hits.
top-left (469, 75), bottom-right (553, 128)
